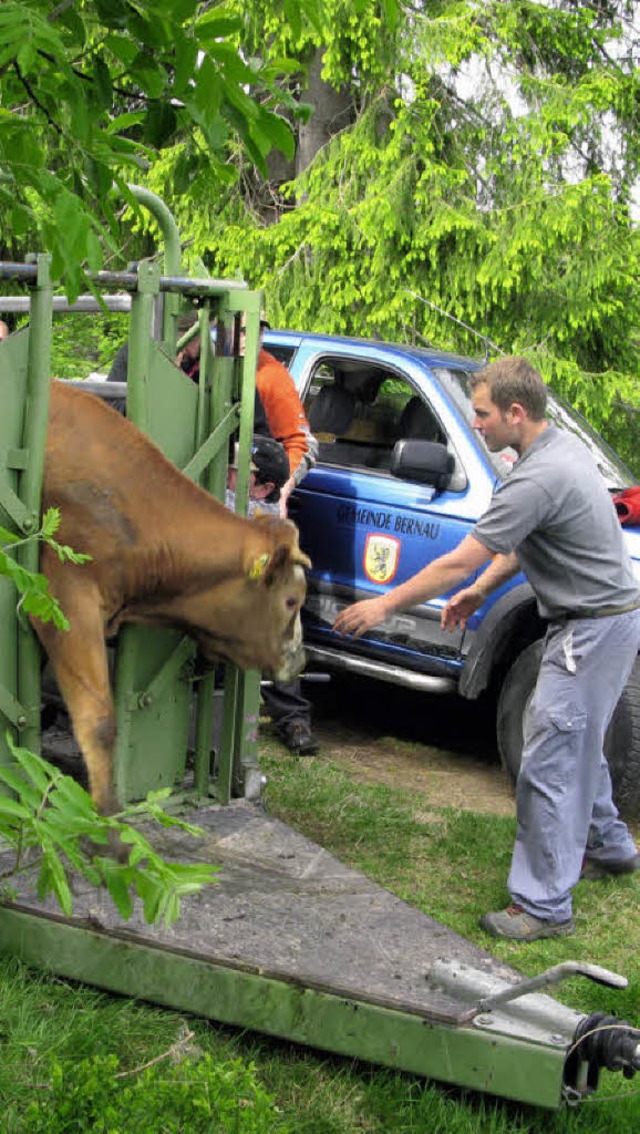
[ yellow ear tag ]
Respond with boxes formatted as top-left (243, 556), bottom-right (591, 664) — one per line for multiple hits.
top-left (248, 552), bottom-right (270, 580)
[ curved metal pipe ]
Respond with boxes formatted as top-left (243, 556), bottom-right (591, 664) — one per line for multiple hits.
top-left (127, 184), bottom-right (181, 343)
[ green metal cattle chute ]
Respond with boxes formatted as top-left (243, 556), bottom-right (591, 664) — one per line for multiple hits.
top-left (0, 195), bottom-right (639, 1111)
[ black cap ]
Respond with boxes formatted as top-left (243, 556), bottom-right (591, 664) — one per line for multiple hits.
top-left (250, 436), bottom-right (289, 501)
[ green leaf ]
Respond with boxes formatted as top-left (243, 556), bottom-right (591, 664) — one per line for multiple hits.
top-left (40, 508), bottom-right (61, 539)
top-left (38, 842), bottom-right (73, 916)
top-left (91, 51), bottom-right (113, 109)
top-left (257, 109), bottom-right (295, 161)
top-left (0, 796), bottom-right (32, 821)
top-left (8, 743), bottom-right (52, 794)
top-left (99, 859), bottom-right (133, 920)
top-left (194, 10), bottom-right (243, 40)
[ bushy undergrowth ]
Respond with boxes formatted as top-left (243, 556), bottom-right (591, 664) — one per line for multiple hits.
top-left (19, 1052), bottom-right (284, 1134)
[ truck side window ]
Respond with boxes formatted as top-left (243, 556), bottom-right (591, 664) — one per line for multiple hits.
top-left (304, 362), bottom-right (446, 474)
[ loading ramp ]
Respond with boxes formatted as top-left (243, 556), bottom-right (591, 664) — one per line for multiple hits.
top-left (2, 795), bottom-right (636, 1110)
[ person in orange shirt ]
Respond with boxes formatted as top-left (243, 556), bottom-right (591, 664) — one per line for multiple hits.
top-left (248, 316), bottom-right (319, 755)
top-left (244, 316), bottom-right (317, 519)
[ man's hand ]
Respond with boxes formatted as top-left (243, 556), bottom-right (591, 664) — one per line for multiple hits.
top-left (441, 586), bottom-right (484, 632)
top-left (279, 476), bottom-right (296, 518)
top-left (334, 596), bottom-right (389, 639)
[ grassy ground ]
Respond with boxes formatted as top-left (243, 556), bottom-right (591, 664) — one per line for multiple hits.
top-left (0, 741), bottom-right (639, 1132)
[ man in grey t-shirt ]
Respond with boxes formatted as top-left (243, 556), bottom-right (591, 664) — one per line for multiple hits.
top-left (334, 356), bottom-right (640, 940)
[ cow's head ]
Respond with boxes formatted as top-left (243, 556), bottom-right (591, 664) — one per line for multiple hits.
top-left (191, 518), bottom-right (310, 682)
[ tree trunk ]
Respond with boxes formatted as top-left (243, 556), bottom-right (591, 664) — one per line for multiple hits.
top-left (296, 48), bottom-right (354, 176)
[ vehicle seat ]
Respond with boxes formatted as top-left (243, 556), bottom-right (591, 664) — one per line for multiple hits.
top-left (308, 383), bottom-right (356, 437)
top-left (397, 396), bottom-right (442, 443)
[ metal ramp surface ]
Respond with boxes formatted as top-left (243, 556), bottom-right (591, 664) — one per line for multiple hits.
top-left (0, 798), bottom-right (589, 1108)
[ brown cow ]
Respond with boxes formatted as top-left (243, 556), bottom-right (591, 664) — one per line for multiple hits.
top-left (36, 381), bottom-right (310, 815)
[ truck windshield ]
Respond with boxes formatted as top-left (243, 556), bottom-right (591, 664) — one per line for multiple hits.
top-left (435, 366), bottom-right (634, 491)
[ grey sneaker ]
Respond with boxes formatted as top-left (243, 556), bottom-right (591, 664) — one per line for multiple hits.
top-left (581, 852), bottom-right (640, 881)
top-left (480, 904), bottom-right (574, 941)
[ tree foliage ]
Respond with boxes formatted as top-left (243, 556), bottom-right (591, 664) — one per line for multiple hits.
top-left (139, 0), bottom-right (640, 459)
top-left (0, 0), bottom-right (307, 297)
top-left (2, 1), bottom-right (639, 461)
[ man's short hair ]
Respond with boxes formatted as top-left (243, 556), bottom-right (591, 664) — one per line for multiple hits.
top-left (471, 357), bottom-right (547, 421)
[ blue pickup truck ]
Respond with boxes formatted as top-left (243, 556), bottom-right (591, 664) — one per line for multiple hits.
top-left (263, 329), bottom-right (640, 819)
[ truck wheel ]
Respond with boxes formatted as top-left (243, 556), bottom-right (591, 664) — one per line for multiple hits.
top-left (496, 641), bottom-right (640, 821)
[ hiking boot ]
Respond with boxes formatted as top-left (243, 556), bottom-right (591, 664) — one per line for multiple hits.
top-left (480, 903), bottom-right (574, 941)
top-left (581, 852), bottom-right (640, 881)
top-left (279, 720), bottom-right (319, 757)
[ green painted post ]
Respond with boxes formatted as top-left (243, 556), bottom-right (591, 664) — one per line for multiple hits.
top-left (17, 255), bottom-right (54, 754)
top-left (226, 292), bottom-right (263, 792)
top-left (126, 261), bottom-right (160, 433)
top-left (0, 326), bottom-right (31, 769)
top-left (197, 293), bottom-right (264, 801)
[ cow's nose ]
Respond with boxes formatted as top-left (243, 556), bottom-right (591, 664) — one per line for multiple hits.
top-left (274, 643), bottom-right (306, 684)
top-left (274, 615), bottom-right (306, 682)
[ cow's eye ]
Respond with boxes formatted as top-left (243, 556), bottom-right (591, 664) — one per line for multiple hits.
top-left (285, 596), bottom-right (298, 610)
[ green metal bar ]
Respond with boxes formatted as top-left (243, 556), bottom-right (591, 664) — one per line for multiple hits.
top-left (0, 479), bottom-right (33, 530)
top-left (0, 685), bottom-right (27, 730)
top-left (235, 670), bottom-right (261, 794)
top-left (231, 295), bottom-right (262, 515)
top-left (128, 185), bottom-right (181, 348)
top-left (17, 255), bottom-right (54, 751)
top-left (207, 311), bottom-right (235, 503)
top-left (0, 907), bottom-right (567, 1110)
top-left (195, 303), bottom-right (212, 453)
top-left (182, 407), bottom-right (239, 483)
top-left (126, 262), bottom-right (160, 432)
top-left (191, 305), bottom-right (235, 793)
top-left (193, 671), bottom-right (216, 795)
top-left (214, 666), bottom-right (240, 804)
top-left (0, 262), bottom-right (248, 298)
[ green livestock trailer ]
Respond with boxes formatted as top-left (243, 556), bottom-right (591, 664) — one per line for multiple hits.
top-left (0, 192), bottom-right (638, 1110)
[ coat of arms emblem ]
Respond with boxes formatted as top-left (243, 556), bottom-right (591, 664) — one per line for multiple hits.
top-left (363, 534), bottom-right (400, 584)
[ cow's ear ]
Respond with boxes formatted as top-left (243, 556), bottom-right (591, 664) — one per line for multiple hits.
top-left (263, 543), bottom-right (311, 585)
top-left (262, 544), bottom-right (290, 585)
top-left (246, 551), bottom-right (270, 581)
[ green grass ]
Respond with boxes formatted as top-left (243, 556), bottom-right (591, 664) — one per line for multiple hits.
top-left (0, 745), bottom-right (639, 1131)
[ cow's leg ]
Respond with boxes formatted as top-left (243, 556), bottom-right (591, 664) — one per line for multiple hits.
top-left (35, 578), bottom-right (118, 816)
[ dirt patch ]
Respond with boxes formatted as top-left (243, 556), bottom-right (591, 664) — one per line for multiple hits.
top-left (314, 729), bottom-right (515, 817)
top-left (301, 674), bottom-right (515, 816)
top-left (301, 673), bottom-right (640, 837)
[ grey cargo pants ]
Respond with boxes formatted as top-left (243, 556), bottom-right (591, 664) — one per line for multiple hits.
top-left (508, 609), bottom-right (640, 922)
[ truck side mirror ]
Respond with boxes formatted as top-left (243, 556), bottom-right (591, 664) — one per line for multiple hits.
top-left (391, 439), bottom-right (455, 491)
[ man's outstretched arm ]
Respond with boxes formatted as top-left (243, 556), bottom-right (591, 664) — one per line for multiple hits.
top-left (333, 535), bottom-right (492, 639)
top-left (441, 552), bottom-right (519, 631)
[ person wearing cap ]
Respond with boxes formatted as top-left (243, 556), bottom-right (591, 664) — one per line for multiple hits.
top-left (226, 435), bottom-right (290, 516)
top-left (226, 435), bottom-right (319, 757)
top-left (241, 315), bottom-right (318, 519)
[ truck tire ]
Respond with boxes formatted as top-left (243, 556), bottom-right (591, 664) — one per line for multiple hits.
top-left (496, 640), bottom-right (640, 821)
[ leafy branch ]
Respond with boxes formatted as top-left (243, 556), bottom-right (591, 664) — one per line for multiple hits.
top-left (0, 507), bottom-right (91, 630)
top-left (0, 736), bottom-right (219, 927)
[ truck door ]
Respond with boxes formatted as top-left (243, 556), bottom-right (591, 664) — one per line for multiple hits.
top-left (292, 359), bottom-right (476, 672)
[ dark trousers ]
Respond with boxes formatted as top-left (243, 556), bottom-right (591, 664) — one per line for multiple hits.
top-left (261, 680), bottom-right (310, 729)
